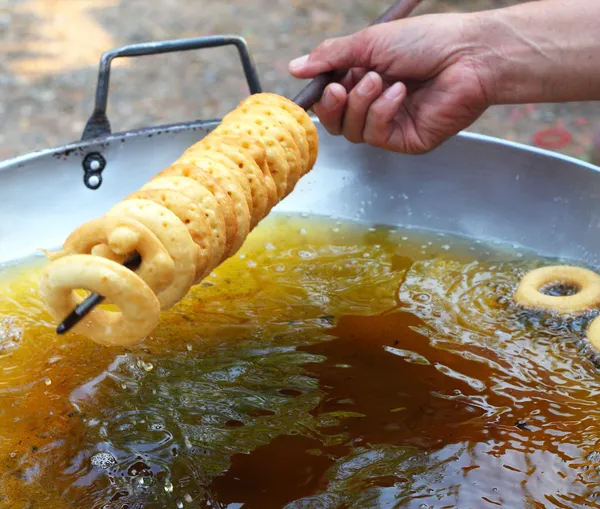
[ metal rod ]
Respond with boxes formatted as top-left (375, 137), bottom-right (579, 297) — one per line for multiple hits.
top-left (293, 0), bottom-right (422, 110)
top-left (56, 0), bottom-right (421, 336)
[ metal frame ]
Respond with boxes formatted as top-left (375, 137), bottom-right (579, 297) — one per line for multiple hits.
top-left (0, 118), bottom-right (220, 171)
top-left (30, 35), bottom-right (262, 190)
top-left (81, 35), bottom-right (262, 141)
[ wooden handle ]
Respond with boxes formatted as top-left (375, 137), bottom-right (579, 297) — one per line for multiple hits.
top-left (293, 0), bottom-right (423, 111)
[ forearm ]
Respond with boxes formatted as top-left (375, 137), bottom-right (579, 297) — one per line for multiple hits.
top-left (469, 0), bottom-right (600, 105)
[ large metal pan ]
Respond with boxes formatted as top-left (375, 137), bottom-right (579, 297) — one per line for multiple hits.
top-left (2, 32), bottom-right (600, 509)
top-left (1, 36), bottom-right (599, 269)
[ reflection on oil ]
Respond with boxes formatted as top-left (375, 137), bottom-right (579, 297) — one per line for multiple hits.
top-left (0, 214), bottom-right (599, 508)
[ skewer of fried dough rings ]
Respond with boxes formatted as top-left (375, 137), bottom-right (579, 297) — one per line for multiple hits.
top-left (38, 93), bottom-right (318, 346)
top-left (514, 265), bottom-right (600, 351)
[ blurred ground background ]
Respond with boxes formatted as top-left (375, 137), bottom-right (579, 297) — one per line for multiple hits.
top-left (0, 0), bottom-right (599, 162)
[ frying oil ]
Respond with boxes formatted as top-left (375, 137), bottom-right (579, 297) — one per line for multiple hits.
top-left (0, 214), bottom-right (599, 509)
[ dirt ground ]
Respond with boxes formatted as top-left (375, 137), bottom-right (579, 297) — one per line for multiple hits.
top-left (1, 0), bottom-right (599, 163)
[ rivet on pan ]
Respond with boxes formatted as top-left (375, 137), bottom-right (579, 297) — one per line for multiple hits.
top-left (82, 152), bottom-right (106, 190)
top-left (84, 172), bottom-right (102, 190)
top-left (83, 152), bottom-right (106, 172)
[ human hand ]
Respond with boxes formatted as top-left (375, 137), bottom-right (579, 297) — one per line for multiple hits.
top-left (288, 13), bottom-right (492, 154)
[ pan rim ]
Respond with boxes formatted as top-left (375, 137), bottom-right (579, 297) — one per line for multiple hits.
top-left (1, 117), bottom-right (598, 175)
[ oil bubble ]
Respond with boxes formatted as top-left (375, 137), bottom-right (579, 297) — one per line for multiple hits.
top-left (91, 452), bottom-right (116, 471)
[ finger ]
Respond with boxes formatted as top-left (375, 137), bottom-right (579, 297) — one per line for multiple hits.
top-left (339, 68), bottom-right (369, 91)
top-left (342, 72), bottom-right (384, 143)
top-left (288, 29), bottom-right (376, 78)
top-left (363, 82), bottom-right (408, 149)
top-left (312, 83), bottom-right (347, 136)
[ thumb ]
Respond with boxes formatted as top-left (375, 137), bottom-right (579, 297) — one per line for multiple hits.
top-left (288, 29), bottom-right (378, 79)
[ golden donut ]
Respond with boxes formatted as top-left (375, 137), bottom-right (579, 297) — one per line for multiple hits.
top-left (214, 120), bottom-right (290, 200)
top-left (194, 136), bottom-right (269, 228)
top-left (222, 108), bottom-right (302, 195)
top-left (183, 148), bottom-right (254, 221)
top-left (204, 130), bottom-right (279, 212)
top-left (243, 92), bottom-right (319, 172)
top-left (125, 188), bottom-right (213, 282)
top-left (159, 163), bottom-right (238, 257)
top-left (175, 153), bottom-right (251, 255)
top-left (514, 265), bottom-right (600, 314)
top-left (219, 131), bottom-right (279, 212)
top-left (236, 99), bottom-right (310, 176)
top-left (49, 216), bottom-right (175, 296)
top-left (38, 254), bottom-right (160, 347)
top-left (141, 176), bottom-right (227, 271)
top-left (183, 143), bottom-right (259, 226)
top-left (106, 199), bottom-right (197, 310)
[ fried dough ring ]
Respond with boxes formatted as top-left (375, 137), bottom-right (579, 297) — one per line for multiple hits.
top-left (214, 120), bottom-right (290, 200)
top-left (126, 188), bottom-right (212, 282)
top-left (223, 109), bottom-right (302, 195)
top-left (158, 163), bottom-right (238, 257)
top-left (217, 132), bottom-right (278, 212)
top-left (514, 265), bottom-right (600, 314)
top-left (141, 176), bottom-right (227, 272)
top-left (174, 153), bottom-right (251, 255)
top-left (194, 136), bottom-right (269, 228)
top-left (236, 100), bottom-right (310, 176)
top-left (38, 254), bottom-right (160, 346)
top-left (183, 148), bottom-right (254, 221)
top-left (242, 92), bottom-right (319, 172)
top-left (204, 131), bottom-right (278, 213)
top-left (46, 216), bottom-right (175, 296)
top-left (106, 199), bottom-right (197, 310)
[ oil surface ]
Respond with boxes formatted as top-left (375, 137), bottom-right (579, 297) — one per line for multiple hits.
top-left (1, 214), bottom-right (600, 509)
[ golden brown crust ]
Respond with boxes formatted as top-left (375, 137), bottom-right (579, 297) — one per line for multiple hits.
top-left (214, 119), bottom-right (290, 201)
top-left (239, 96), bottom-right (310, 175)
top-left (175, 153), bottom-right (251, 256)
top-left (196, 135), bottom-right (269, 229)
top-left (126, 188), bottom-right (212, 282)
top-left (160, 163), bottom-right (239, 258)
top-left (243, 92), bottom-right (318, 173)
top-left (223, 108), bottom-right (302, 195)
top-left (38, 255), bottom-right (161, 346)
top-left (141, 176), bottom-right (227, 274)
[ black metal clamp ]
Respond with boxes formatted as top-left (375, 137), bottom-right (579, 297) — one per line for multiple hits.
top-left (79, 35), bottom-right (262, 189)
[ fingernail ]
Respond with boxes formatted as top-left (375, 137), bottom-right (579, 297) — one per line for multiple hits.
top-left (289, 54), bottom-right (309, 72)
top-left (384, 83), bottom-right (403, 100)
top-left (357, 73), bottom-right (376, 97)
top-left (321, 89), bottom-right (339, 110)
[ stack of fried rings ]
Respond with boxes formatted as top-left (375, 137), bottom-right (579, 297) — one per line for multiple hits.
top-left (514, 265), bottom-right (600, 350)
top-left (38, 93), bottom-right (319, 346)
